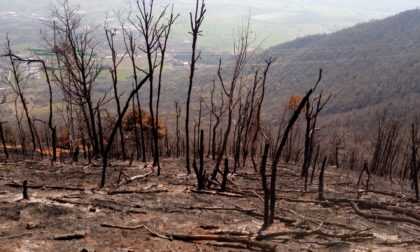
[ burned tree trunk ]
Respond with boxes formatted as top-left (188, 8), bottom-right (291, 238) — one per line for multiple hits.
top-left (2, 38), bottom-right (37, 155)
top-left (0, 122), bottom-right (8, 158)
top-left (310, 145), bottom-right (320, 185)
top-left (122, 27), bottom-right (147, 163)
top-left (175, 101), bottom-right (182, 158)
top-left (267, 69), bottom-right (323, 226)
top-left (210, 20), bottom-right (252, 184)
top-left (260, 143), bottom-right (270, 230)
top-left (357, 160), bottom-right (371, 196)
top-left (22, 180), bottom-right (29, 200)
top-left (100, 73), bottom-right (151, 187)
top-left (186, 0), bottom-right (206, 174)
top-left (220, 158), bottom-right (229, 192)
top-left (105, 26), bottom-right (127, 160)
top-left (193, 130), bottom-right (207, 190)
top-left (318, 157), bottom-right (327, 201)
top-left (411, 123), bottom-right (419, 201)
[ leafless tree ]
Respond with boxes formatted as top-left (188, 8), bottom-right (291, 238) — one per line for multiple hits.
top-left (249, 59), bottom-right (274, 172)
top-left (318, 157), bottom-right (328, 201)
top-left (131, 0), bottom-right (176, 175)
top-left (2, 37), bottom-right (37, 154)
top-left (156, 7), bottom-right (178, 159)
top-left (99, 73), bottom-right (151, 187)
top-left (266, 69), bottom-right (323, 226)
top-left (121, 25), bottom-right (147, 163)
top-left (357, 160), bottom-right (371, 193)
top-left (174, 101), bottom-right (182, 158)
top-left (48, 0), bottom-right (103, 156)
top-left (0, 95), bottom-right (7, 158)
top-left (330, 133), bottom-right (346, 169)
top-left (302, 92), bottom-right (331, 190)
top-left (210, 19), bottom-right (252, 184)
top-left (3, 46), bottom-right (58, 162)
top-left (104, 24), bottom-right (127, 160)
top-left (410, 122), bottom-right (419, 201)
top-left (186, 0), bottom-right (206, 174)
top-left (259, 143), bottom-right (270, 230)
top-left (208, 80), bottom-right (226, 160)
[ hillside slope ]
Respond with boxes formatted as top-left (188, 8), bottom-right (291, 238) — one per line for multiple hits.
top-left (262, 9), bottom-right (420, 128)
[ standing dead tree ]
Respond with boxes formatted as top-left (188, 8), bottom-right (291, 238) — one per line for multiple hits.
top-left (209, 19), bottom-right (252, 184)
top-left (330, 133), bottom-right (346, 169)
top-left (259, 143), bottom-right (270, 230)
top-left (208, 80), bottom-right (226, 161)
top-left (2, 37), bottom-right (38, 155)
top-left (174, 101), bottom-right (182, 158)
top-left (156, 7), bottom-right (178, 162)
top-left (192, 130), bottom-right (207, 190)
top-left (318, 157), bottom-right (328, 201)
top-left (0, 96), bottom-right (7, 158)
top-left (121, 25), bottom-right (147, 163)
top-left (410, 122), bottom-right (419, 201)
top-left (49, 0), bottom-right (103, 156)
top-left (99, 73), bottom-right (151, 187)
top-left (132, 0), bottom-right (177, 175)
top-left (4, 52), bottom-right (58, 162)
top-left (266, 69), bottom-right (323, 226)
top-left (186, 0), bottom-right (206, 174)
top-left (104, 25), bottom-right (127, 160)
top-left (357, 160), bottom-right (371, 197)
top-left (237, 70), bottom-right (260, 170)
top-left (249, 59), bottom-right (274, 172)
top-left (13, 97), bottom-right (27, 155)
top-left (302, 92), bottom-right (331, 190)
top-left (233, 82), bottom-right (246, 172)
top-left (0, 122), bottom-right (7, 158)
top-left (370, 117), bottom-right (403, 179)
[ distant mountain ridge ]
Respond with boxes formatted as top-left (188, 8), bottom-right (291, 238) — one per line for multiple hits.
top-left (262, 9), bottom-right (420, 127)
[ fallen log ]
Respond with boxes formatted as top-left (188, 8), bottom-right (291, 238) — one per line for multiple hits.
top-left (53, 231), bottom-right (86, 240)
top-left (377, 239), bottom-right (420, 246)
top-left (101, 223), bottom-right (172, 240)
top-left (169, 234), bottom-right (276, 252)
top-left (7, 181), bottom-right (85, 191)
top-left (0, 232), bottom-right (32, 240)
top-left (107, 188), bottom-right (168, 195)
top-left (125, 170), bottom-right (153, 183)
top-left (328, 198), bottom-right (420, 222)
top-left (101, 223), bottom-right (276, 251)
top-left (350, 202), bottom-right (420, 226)
top-left (190, 189), bottom-right (244, 198)
top-left (179, 206), bottom-right (256, 214)
top-left (49, 197), bottom-right (147, 214)
top-left (257, 225), bottom-right (373, 241)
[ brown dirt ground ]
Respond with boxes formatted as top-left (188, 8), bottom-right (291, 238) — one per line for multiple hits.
top-left (0, 156), bottom-right (419, 252)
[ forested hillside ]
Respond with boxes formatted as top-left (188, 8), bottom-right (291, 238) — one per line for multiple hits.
top-left (261, 9), bottom-right (420, 129)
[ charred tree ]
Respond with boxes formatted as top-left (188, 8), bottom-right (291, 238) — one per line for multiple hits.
top-left (220, 158), bottom-right (229, 192)
top-left (192, 130), bottom-right (207, 190)
top-left (356, 160), bottom-right (371, 198)
top-left (0, 122), bottom-right (8, 158)
top-left (259, 143), bottom-right (270, 230)
top-left (100, 73), bottom-right (151, 187)
top-left (210, 20), bottom-right (252, 184)
top-left (121, 27), bottom-right (147, 163)
top-left (411, 123), bottom-right (419, 201)
top-left (105, 26), bottom-right (127, 160)
top-left (186, 0), bottom-right (206, 174)
top-left (267, 69), bottom-right (323, 226)
top-left (318, 157), bottom-right (327, 201)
